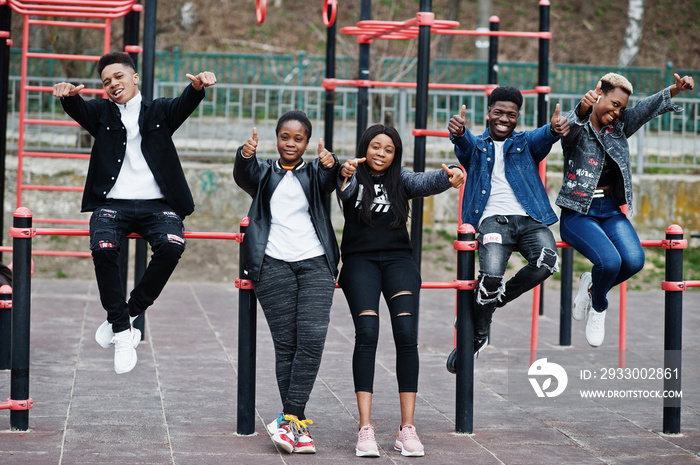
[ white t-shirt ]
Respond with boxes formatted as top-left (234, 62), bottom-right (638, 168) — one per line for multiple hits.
top-left (480, 140), bottom-right (527, 224)
top-left (107, 92), bottom-right (164, 200)
top-left (265, 170), bottom-right (325, 262)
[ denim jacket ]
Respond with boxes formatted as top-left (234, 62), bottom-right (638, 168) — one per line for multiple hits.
top-left (450, 124), bottom-right (559, 227)
top-left (555, 87), bottom-right (682, 214)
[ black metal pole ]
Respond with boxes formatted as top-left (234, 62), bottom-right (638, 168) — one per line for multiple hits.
top-left (559, 247), bottom-right (573, 346)
top-left (410, 0), bottom-right (432, 270)
top-left (487, 16), bottom-right (498, 85)
top-left (324, 2), bottom-right (336, 153)
top-left (237, 218), bottom-right (257, 435)
top-left (123, 2), bottom-right (140, 67)
top-left (536, 0), bottom-right (551, 317)
top-left (0, 284), bottom-right (10, 370)
top-left (355, 0), bottom-right (371, 149)
top-left (0, 1), bottom-right (10, 366)
top-left (455, 223), bottom-right (476, 434)
top-left (663, 225), bottom-right (684, 434)
top-left (0, 4), bottom-right (11, 260)
top-left (122, 2), bottom-right (141, 335)
top-left (131, 0), bottom-right (156, 337)
top-left (10, 207), bottom-right (32, 431)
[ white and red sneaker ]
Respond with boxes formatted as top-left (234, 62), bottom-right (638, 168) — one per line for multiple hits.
top-left (291, 418), bottom-right (315, 453)
top-left (266, 413), bottom-right (295, 453)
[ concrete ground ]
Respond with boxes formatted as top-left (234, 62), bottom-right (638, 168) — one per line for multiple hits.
top-left (1, 279), bottom-right (699, 464)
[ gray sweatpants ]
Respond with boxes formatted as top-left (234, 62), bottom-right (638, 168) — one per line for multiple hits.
top-left (253, 254), bottom-right (336, 420)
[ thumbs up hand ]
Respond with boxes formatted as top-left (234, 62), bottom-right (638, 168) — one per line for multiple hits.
top-left (242, 127), bottom-right (258, 158)
top-left (448, 104), bottom-right (467, 136)
top-left (579, 80), bottom-right (602, 117)
top-left (317, 138), bottom-right (335, 168)
top-left (550, 103), bottom-right (569, 137)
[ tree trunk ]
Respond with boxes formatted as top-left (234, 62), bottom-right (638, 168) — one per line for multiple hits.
top-left (618, 0), bottom-right (644, 67)
top-left (475, 0), bottom-right (492, 61)
top-left (435, 0), bottom-right (461, 58)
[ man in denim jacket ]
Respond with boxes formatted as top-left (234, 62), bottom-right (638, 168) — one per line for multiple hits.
top-left (448, 86), bottom-right (569, 355)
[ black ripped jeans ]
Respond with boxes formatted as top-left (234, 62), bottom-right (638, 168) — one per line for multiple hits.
top-left (89, 199), bottom-right (186, 333)
top-left (338, 251), bottom-right (421, 394)
top-left (474, 214), bottom-right (558, 333)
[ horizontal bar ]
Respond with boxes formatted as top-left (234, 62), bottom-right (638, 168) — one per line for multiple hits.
top-left (22, 152), bottom-right (90, 160)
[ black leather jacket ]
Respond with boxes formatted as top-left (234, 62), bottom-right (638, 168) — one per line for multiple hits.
top-left (60, 84), bottom-right (205, 218)
top-left (233, 147), bottom-right (340, 281)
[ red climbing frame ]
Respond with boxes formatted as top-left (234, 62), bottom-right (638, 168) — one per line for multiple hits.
top-left (9, 1), bottom-right (142, 228)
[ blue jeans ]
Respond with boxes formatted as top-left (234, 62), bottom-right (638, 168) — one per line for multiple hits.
top-left (89, 199), bottom-right (186, 333)
top-left (475, 215), bottom-right (558, 333)
top-left (338, 251), bottom-right (421, 394)
top-left (560, 197), bottom-right (645, 312)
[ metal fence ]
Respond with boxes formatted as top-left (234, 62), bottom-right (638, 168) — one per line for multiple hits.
top-left (10, 48), bottom-right (700, 98)
top-left (7, 77), bottom-right (700, 171)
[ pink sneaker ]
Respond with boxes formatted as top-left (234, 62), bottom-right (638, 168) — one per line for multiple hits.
top-left (394, 424), bottom-right (424, 457)
top-left (356, 424), bottom-right (380, 457)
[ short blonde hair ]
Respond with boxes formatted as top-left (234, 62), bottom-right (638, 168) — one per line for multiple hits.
top-left (600, 73), bottom-right (633, 95)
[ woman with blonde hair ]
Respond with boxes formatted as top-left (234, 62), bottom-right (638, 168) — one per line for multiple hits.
top-left (556, 72), bottom-right (694, 347)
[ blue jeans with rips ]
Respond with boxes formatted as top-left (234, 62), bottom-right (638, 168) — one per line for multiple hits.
top-left (559, 197), bottom-right (645, 312)
top-left (89, 199), bottom-right (186, 333)
top-left (475, 215), bottom-right (559, 333)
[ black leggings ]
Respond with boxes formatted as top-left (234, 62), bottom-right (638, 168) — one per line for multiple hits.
top-left (338, 251), bottom-right (421, 393)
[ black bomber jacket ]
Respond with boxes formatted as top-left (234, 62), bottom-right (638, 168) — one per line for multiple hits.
top-left (60, 84), bottom-right (205, 219)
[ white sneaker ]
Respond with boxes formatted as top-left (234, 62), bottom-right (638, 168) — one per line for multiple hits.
top-left (112, 328), bottom-right (140, 374)
top-left (585, 309), bottom-right (606, 347)
top-left (573, 272), bottom-right (592, 321)
top-left (266, 414), bottom-right (295, 453)
top-left (96, 316), bottom-right (139, 349)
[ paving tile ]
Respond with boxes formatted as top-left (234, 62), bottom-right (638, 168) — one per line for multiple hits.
top-left (0, 280), bottom-right (698, 464)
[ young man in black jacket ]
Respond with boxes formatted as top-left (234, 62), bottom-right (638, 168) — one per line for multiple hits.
top-left (53, 52), bottom-right (216, 374)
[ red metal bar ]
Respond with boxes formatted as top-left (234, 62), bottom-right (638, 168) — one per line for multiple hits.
top-left (22, 119), bottom-right (81, 126)
top-left (435, 29), bottom-right (552, 39)
top-left (422, 280), bottom-right (476, 290)
top-left (0, 397), bottom-right (33, 411)
top-left (34, 218), bottom-right (89, 225)
top-left (8, 0), bottom-right (139, 19)
top-left (28, 18), bottom-right (107, 29)
top-left (27, 51), bottom-right (100, 61)
top-left (22, 185), bottom-right (83, 192)
top-left (32, 228), bottom-right (243, 242)
top-left (412, 129), bottom-right (448, 137)
top-left (26, 85), bottom-right (104, 95)
top-left (22, 151), bottom-right (90, 160)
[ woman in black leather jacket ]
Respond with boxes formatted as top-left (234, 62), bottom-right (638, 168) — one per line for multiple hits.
top-left (233, 111), bottom-right (340, 455)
